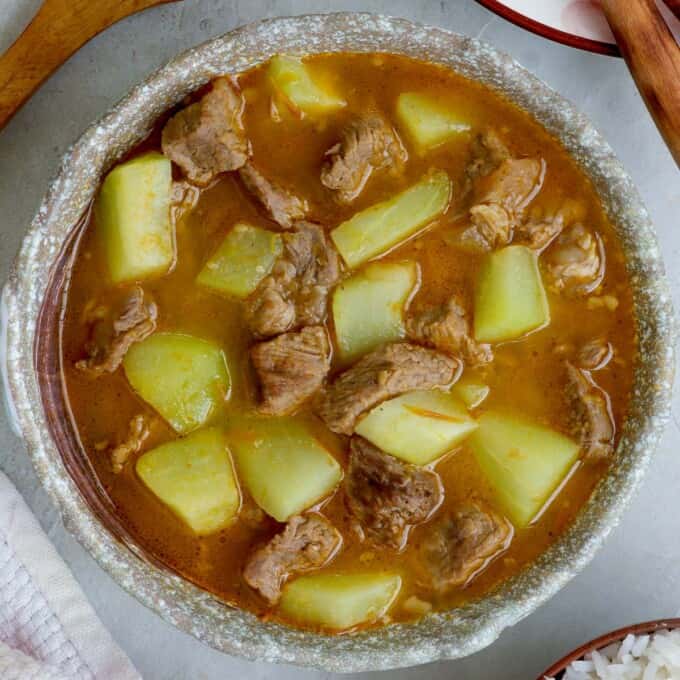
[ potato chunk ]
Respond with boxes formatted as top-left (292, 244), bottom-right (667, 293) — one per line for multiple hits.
top-left (196, 223), bottom-right (282, 299)
top-left (355, 389), bottom-right (478, 465)
top-left (96, 152), bottom-right (174, 284)
top-left (396, 92), bottom-right (471, 152)
top-left (452, 378), bottom-right (490, 409)
top-left (279, 572), bottom-right (402, 630)
top-left (332, 261), bottom-right (419, 361)
top-left (136, 427), bottom-right (240, 534)
top-left (474, 245), bottom-right (549, 343)
top-left (469, 411), bottom-right (580, 527)
top-left (268, 55), bottom-right (345, 115)
top-left (228, 418), bottom-right (342, 522)
top-left (123, 332), bottom-right (230, 434)
top-left (331, 170), bottom-right (451, 268)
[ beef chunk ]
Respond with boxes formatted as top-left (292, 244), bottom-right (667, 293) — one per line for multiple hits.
top-left (245, 271), bottom-right (297, 338)
top-left (245, 222), bottom-right (340, 337)
top-left (346, 437), bottom-right (442, 548)
top-left (546, 224), bottom-right (604, 296)
top-left (406, 297), bottom-right (492, 366)
top-left (577, 338), bottom-right (612, 371)
top-left (465, 203), bottom-right (512, 250)
top-left (243, 513), bottom-right (341, 604)
top-left (516, 213), bottom-right (564, 250)
top-left (476, 158), bottom-right (544, 212)
top-left (462, 158), bottom-right (544, 250)
top-left (76, 287), bottom-right (157, 376)
top-left (110, 414), bottom-right (150, 473)
top-left (463, 130), bottom-right (510, 189)
top-left (517, 199), bottom-right (587, 251)
top-left (565, 362), bottom-right (614, 461)
top-left (251, 326), bottom-right (331, 415)
top-left (321, 115), bottom-right (406, 203)
top-left (316, 343), bottom-right (460, 435)
top-left (284, 223), bottom-right (340, 321)
top-left (161, 78), bottom-right (249, 186)
top-left (239, 162), bottom-right (308, 228)
top-left (422, 503), bottom-right (511, 591)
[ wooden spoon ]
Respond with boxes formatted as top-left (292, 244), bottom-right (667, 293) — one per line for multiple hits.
top-left (0, 0), bottom-right (178, 130)
top-left (601, 0), bottom-right (680, 166)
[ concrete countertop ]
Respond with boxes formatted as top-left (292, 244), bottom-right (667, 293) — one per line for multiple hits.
top-left (1, 2), bottom-right (678, 678)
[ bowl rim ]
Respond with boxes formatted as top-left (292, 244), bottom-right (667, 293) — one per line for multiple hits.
top-left (1, 12), bottom-right (675, 673)
top-left (539, 618), bottom-right (680, 678)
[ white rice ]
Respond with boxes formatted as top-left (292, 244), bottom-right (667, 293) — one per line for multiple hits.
top-left (546, 629), bottom-right (680, 680)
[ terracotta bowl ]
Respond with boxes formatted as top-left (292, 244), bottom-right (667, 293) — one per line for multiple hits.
top-left (539, 619), bottom-right (680, 678)
top-left (0, 13), bottom-right (675, 673)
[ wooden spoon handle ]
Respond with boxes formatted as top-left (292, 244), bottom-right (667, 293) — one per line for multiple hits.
top-left (600, 0), bottom-right (680, 167)
top-left (0, 0), bottom-right (176, 130)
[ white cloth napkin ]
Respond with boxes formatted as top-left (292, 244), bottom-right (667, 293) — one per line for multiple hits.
top-left (0, 470), bottom-right (140, 680)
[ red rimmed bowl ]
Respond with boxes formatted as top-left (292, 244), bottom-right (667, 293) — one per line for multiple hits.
top-left (540, 618), bottom-right (680, 678)
top-left (474, 0), bottom-right (680, 56)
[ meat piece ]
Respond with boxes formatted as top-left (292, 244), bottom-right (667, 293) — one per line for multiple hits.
top-left (553, 338), bottom-right (613, 370)
top-left (516, 213), bottom-right (565, 250)
top-left (251, 326), bottom-right (331, 415)
top-left (110, 414), bottom-right (150, 474)
top-left (463, 130), bottom-right (510, 188)
top-left (76, 287), bottom-right (157, 376)
top-left (546, 223), bottom-right (604, 296)
top-left (239, 162), bottom-right (308, 229)
top-left (161, 78), bottom-right (249, 185)
top-left (321, 115), bottom-right (406, 203)
top-left (461, 157), bottom-right (544, 251)
top-left (284, 222), bottom-right (340, 322)
top-left (465, 203), bottom-right (512, 250)
top-left (245, 222), bottom-right (340, 337)
top-left (245, 264), bottom-right (298, 338)
top-left (517, 200), bottom-right (587, 251)
top-left (565, 362), bottom-right (614, 461)
top-left (346, 437), bottom-right (442, 548)
top-left (243, 514), bottom-right (341, 604)
top-left (316, 343), bottom-right (460, 435)
top-left (421, 503), bottom-right (512, 591)
top-left (406, 297), bottom-right (492, 366)
top-left (476, 158), bottom-right (544, 212)
top-left (577, 338), bottom-right (613, 371)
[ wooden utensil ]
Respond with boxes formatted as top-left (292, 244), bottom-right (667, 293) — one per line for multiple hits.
top-left (601, 0), bottom-right (680, 166)
top-left (0, 0), bottom-right (178, 130)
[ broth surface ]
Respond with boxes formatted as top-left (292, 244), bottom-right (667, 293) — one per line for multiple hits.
top-left (60, 53), bottom-right (636, 630)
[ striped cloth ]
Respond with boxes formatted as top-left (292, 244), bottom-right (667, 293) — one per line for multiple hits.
top-left (0, 471), bottom-right (140, 680)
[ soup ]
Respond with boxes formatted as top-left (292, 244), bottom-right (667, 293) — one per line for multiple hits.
top-left (59, 52), bottom-right (635, 633)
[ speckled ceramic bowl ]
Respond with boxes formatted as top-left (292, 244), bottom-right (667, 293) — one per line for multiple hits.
top-left (0, 13), bottom-right (674, 673)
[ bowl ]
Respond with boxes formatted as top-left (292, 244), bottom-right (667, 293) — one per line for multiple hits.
top-left (0, 13), bottom-right (674, 673)
top-left (473, 0), bottom-right (680, 56)
top-left (539, 618), bottom-right (680, 678)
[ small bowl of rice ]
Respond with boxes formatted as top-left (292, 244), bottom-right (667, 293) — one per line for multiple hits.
top-left (540, 619), bottom-right (680, 680)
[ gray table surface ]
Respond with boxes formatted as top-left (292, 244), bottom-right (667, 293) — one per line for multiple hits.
top-left (1, 1), bottom-right (679, 679)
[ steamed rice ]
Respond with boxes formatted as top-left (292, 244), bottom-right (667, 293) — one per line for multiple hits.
top-left (547, 629), bottom-right (680, 680)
